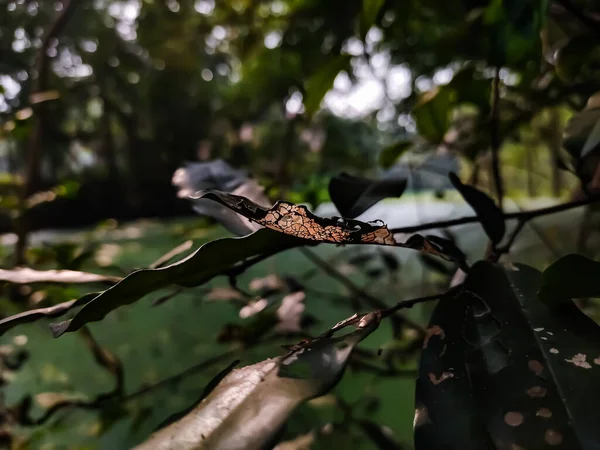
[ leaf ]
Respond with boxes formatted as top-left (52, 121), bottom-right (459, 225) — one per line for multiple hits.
top-left (49, 229), bottom-right (305, 337)
top-left (448, 172), bottom-right (505, 244)
top-left (134, 313), bottom-right (380, 450)
top-left (412, 86), bottom-right (455, 144)
top-left (538, 254), bottom-right (600, 306)
top-left (195, 190), bottom-right (467, 267)
top-left (0, 268), bottom-right (121, 285)
top-left (415, 261), bottom-right (600, 450)
top-left (328, 172), bottom-right (407, 218)
top-left (304, 55), bottom-right (352, 117)
top-left (152, 360), bottom-right (241, 432)
top-left (379, 140), bottom-right (412, 169)
top-left (0, 292), bottom-right (97, 336)
top-left (360, 0), bottom-right (385, 39)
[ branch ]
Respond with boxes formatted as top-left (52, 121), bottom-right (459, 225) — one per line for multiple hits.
top-left (390, 194), bottom-right (600, 234)
top-left (299, 247), bottom-right (426, 335)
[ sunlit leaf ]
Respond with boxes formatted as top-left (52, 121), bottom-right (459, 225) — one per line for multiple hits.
top-left (195, 190), bottom-right (467, 267)
top-left (134, 313), bottom-right (380, 450)
top-left (328, 172), bottom-right (407, 218)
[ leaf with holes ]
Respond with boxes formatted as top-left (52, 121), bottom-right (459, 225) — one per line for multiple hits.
top-left (134, 313), bottom-right (380, 450)
top-left (328, 172), bottom-right (407, 218)
top-left (195, 190), bottom-right (467, 267)
top-left (415, 261), bottom-right (600, 450)
top-left (449, 172), bottom-right (505, 244)
top-left (538, 254), bottom-right (600, 306)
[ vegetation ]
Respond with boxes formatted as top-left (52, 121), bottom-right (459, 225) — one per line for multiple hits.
top-left (1, 0), bottom-right (600, 448)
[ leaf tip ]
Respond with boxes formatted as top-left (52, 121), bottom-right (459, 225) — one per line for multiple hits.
top-left (49, 320), bottom-right (71, 338)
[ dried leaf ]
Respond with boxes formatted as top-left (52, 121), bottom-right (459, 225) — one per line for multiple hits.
top-left (135, 314), bottom-right (379, 450)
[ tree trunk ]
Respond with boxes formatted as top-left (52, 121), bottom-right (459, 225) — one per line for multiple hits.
top-left (14, 0), bottom-right (78, 266)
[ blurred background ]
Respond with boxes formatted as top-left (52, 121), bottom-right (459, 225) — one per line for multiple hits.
top-left (1, 0), bottom-right (600, 448)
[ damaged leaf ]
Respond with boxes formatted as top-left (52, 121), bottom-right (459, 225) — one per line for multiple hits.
top-left (195, 190), bottom-right (467, 267)
top-left (134, 313), bottom-right (380, 450)
top-left (328, 172), bottom-right (407, 218)
top-left (415, 261), bottom-right (600, 450)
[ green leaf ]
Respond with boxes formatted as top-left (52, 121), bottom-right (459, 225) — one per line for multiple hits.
top-left (134, 313), bottom-right (380, 450)
top-left (360, 0), bottom-right (385, 40)
top-left (538, 254), bottom-right (600, 306)
top-left (412, 87), bottom-right (455, 144)
top-left (49, 229), bottom-right (305, 337)
top-left (378, 140), bottom-right (412, 169)
top-left (304, 55), bottom-right (352, 117)
top-left (448, 172), bottom-right (505, 244)
top-left (328, 172), bottom-right (407, 218)
top-left (416, 261), bottom-right (600, 449)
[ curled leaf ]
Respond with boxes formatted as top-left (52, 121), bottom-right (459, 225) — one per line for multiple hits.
top-left (195, 190), bottom-right (467, 268)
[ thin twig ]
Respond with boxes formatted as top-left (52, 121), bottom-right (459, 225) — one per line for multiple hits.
top-left (299, 247), bottom-right (426, 335)
top-left (380, 293), bottom-right (442, 318)
top-left (490, 66), bottom-right (504, 208)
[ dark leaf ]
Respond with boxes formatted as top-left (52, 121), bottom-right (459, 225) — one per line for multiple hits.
top-left (304, 55), bottom-right (352, 117)
top-left (419, 254), bottom-right (453, 276)
top-left (416, 261), bottom-right (600, 450)
top-left (49, 229), bottom-right (304, 337)
top-left (328, 172), bottom-right (407, 218)
top-left (135, 313), bottom-right (380, 450)
top-left (448, 172), bottom-right (505, 244)
top-left (379, 140), bottom-right (412, 169)
top-left (538, 254), bottom-right (600, 306)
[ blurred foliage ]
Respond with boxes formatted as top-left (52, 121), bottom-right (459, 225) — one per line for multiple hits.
top-left (2, 0), bottom-right (600, 448)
